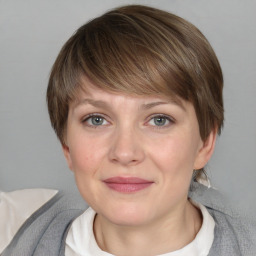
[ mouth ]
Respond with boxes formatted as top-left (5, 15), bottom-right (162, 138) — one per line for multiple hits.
top-left (103, 176), bottom-right (154, 193)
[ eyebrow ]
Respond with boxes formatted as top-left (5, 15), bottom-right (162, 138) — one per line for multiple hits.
top-left (141, 101), bottom-right (170, 110)
top-left (73, 99), bottom-right (109, 109)
top-left (141, 100), bottom-right (185, 111)
top-left (73, 98), bottom-right (185, 111)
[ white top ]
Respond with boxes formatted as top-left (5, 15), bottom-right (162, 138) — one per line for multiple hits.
top-left (66, 202), bottom-right (215, 256)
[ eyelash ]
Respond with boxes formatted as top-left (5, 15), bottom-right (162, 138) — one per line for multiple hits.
top-left (81, 114), bottom-right (175, 129)
top-left (146, 114), bottom-right (175, 129)
top-left (82, 114), bottom-right (110, 128)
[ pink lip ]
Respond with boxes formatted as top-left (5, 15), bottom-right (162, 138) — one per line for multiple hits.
top-left (103, 177), bottom-right (153, 193)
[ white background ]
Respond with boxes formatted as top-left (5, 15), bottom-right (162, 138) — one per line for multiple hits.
top-left (0, 0), bottom-right (255, 215)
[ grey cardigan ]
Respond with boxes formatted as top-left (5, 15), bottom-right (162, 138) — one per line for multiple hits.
top-left (2, 182), bottom-right (256, 256)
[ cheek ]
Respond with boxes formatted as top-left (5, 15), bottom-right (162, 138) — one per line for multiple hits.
top-left (69, 136), bottom-right (107, 175)
top-left (148, 134), bottom-right (199, 175)
top-left (68, 137), bottom-right (108, 206)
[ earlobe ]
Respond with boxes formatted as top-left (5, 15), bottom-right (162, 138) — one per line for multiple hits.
top-left (62, 143), bottom-right (73, 171)
top-left (194, 129), bottom-right (217, 170)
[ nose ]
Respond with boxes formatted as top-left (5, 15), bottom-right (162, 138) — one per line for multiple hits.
top-left (108, 127), bottom-right (145, 166)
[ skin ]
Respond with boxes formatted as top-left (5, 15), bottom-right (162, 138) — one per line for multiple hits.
top-left (62, 82), bottom-right (217, 256)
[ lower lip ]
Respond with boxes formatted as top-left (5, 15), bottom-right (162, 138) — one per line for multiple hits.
top-left (104, 182), bottom-right (153, 193)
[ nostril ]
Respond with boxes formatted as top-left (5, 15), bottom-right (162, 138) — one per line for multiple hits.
top-left (109, 146), bottom-right (145, 166)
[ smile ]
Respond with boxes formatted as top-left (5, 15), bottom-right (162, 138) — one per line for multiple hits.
top-left (103, 177), bottom-right (154, 193)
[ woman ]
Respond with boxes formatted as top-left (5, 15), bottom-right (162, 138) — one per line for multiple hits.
top-left (2, 5), bottom-right (255, 256)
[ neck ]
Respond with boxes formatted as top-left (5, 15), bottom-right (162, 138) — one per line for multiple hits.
top-left (93, 200), bottom-right (202, 256)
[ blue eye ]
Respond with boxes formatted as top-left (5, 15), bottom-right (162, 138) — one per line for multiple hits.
top-left (84, 115), bottom-right (108, 126)
top-left (148, 115), bottom-right (172, 127)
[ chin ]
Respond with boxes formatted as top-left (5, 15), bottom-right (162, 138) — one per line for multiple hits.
top-left (101, 204), bottom-right (154, 227)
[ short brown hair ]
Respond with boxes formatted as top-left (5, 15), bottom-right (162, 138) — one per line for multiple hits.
top-left (47, 4), bottom-right (224, 145)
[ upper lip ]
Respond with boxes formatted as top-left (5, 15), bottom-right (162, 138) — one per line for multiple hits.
top-left (103, 176), bottom-right (153, 184)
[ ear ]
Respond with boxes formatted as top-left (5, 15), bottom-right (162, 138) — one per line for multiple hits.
top-left (193, 129), bottom-right (217, 170)
top-left (62, 143), bottom-right (74, 171)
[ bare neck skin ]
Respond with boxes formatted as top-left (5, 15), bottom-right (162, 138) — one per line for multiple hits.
top-left (94, 199), bottom-right (202, 256)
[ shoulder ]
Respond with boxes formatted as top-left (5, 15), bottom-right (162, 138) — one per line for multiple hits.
top-left (1, 189), bottom-right (87, 255)
top-left (189, 181), bottom-right (256, 255)
top-left (208, 207), bottom-right (256, 255)
top-left (0, 188), bottom-right (57, 253)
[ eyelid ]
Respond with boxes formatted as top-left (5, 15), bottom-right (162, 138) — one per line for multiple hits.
top-left (82, 113), bottom-right (101, 121)
top-left (81, 113), bottom-right (111, 126)
top-left (145, 114), bottom-right (175, 128)
top-left (147, 113), bottom-right (175, 122)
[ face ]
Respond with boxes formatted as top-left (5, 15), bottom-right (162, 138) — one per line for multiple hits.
top-left (63, 82), bottom-right (216, 227)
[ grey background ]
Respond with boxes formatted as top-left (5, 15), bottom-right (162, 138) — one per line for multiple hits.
top-left (0, 0), bottom-right (255, 214)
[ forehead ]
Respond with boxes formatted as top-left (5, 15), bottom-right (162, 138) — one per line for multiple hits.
top-left (71, 79), bottom-right (186, 111)
top-left (71, 70), bottom-right (191, 103)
